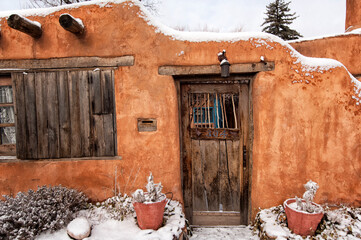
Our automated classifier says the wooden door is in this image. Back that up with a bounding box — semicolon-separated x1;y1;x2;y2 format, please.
181;83;250;225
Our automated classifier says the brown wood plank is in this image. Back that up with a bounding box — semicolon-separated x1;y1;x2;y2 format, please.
181;84;193;222
57;71;71;158
193;211;241;226
0;144;16;155
219;140;233;211
101;70;113;114
192;139;207;211
68;71;82;157
190;128;240;140
227;140;241;211
35;72;48;159
0;76;12;86
35;73;46;158
188;84;240;94
12;73;26;159
103;114;114;156
158;62;274;75
0;123;15;128
24;73;38;159
110;70;117;156
0;56;134;70
0;103;14;107
203;140;220;211
239;84;250;224
89;71;102;114
93;115;105;157
79;71;91;156
47;72;60;158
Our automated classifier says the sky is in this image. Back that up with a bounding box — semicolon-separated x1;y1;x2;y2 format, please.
0;0;346;39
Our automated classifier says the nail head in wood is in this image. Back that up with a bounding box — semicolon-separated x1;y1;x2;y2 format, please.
59;14;84;35
7;14;42;39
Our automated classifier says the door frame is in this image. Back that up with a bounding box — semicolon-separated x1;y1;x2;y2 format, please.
174;74;254;225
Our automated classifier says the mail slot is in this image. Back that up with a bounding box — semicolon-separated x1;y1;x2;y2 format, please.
138;118;157;132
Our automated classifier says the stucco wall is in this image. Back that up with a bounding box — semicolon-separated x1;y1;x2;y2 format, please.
0;1;360;219
290;35;361;76
346;0;361;31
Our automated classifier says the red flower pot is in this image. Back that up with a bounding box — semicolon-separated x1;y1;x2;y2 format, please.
284;198;324;236
133;198;167;230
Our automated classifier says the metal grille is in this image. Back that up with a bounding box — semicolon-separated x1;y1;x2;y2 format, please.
189;93;239;129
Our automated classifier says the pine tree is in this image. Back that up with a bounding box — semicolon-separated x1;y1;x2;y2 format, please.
261;0;302;40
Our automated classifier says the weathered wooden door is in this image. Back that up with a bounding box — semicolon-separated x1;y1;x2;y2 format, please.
181;83;250;225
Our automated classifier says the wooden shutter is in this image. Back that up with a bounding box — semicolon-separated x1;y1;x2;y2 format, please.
12;70;116;160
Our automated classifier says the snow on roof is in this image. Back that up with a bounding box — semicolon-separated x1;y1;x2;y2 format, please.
288;28;361;43
0;0;360;105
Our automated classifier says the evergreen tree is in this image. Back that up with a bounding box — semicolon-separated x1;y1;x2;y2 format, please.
261;0;302;40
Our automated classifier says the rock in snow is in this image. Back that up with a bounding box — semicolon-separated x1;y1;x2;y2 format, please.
67;217;91;240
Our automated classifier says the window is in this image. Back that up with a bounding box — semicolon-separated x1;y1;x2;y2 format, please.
0;75;16;156
189;93;239;129
12;69;116;160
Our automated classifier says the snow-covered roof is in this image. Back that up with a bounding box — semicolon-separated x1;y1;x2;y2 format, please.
288;28;361;43
0;0;360;105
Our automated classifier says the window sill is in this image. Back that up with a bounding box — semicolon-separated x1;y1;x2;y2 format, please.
0;156;122;163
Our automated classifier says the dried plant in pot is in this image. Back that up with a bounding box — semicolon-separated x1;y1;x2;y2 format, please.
132;173;168;230
284;180;324;236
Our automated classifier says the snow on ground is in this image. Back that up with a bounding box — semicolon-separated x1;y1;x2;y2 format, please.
189;226;258;240
36;200;185;240
255;205;361;240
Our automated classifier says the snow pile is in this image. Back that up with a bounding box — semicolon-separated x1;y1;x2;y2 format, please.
66;217;91;239
0;185;88;240
36;199;186;240
254;205;361;240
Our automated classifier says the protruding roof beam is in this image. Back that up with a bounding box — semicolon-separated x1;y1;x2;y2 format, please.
59;14;84;35
7;14;42;39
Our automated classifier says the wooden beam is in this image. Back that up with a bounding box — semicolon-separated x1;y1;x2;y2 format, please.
59;14;84;35
158;62;275;76
0;56;134;70
7;14;42;39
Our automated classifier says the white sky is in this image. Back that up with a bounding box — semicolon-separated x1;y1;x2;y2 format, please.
0;0;346;38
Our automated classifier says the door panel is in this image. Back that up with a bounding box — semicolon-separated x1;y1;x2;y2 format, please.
181;83;249;225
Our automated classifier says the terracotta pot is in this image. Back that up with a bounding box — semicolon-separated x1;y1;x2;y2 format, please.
284;198;324;236
133;198;167;230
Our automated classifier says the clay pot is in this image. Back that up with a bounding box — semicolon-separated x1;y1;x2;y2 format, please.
133;198;167;230
284;198;324;236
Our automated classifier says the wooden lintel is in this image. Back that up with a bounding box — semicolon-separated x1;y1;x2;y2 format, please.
7;14;42;39
0;56;134;70
59;14;84;35
158;62;275;76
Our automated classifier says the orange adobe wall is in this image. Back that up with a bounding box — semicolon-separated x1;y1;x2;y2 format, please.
345;0;361;32
0;1;360;220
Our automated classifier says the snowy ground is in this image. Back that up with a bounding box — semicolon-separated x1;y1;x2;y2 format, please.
189;226;257;240
36;199;186;240
255;205;361;240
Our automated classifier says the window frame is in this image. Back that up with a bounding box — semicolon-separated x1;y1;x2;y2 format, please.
0;74;16;156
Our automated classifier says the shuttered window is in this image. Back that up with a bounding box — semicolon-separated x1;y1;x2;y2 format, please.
12;70;116;160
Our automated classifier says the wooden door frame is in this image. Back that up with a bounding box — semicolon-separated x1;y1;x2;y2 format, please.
174;74;254;225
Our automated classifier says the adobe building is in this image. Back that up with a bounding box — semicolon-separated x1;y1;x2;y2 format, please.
0;0;360;225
